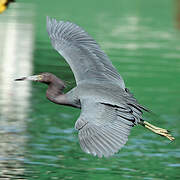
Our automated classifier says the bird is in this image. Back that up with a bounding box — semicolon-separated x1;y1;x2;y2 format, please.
15;17;175;158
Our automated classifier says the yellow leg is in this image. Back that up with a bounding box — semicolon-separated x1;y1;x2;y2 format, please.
143;121;175;141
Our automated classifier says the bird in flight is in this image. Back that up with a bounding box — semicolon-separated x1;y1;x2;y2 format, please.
15;17;175;158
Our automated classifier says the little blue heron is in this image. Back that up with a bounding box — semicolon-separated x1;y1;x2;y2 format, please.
15;17;174;158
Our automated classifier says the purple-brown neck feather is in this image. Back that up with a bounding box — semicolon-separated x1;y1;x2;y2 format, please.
39;73;76;107
40;73;65;103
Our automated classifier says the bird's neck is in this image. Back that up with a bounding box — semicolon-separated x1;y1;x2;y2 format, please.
46;82;80;108
46;81;65;104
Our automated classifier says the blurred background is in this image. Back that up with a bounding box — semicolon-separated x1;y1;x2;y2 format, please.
0;0;180;179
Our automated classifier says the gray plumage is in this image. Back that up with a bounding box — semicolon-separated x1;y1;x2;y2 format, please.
46;17;125;88
46;16;148;157
15;17;174;159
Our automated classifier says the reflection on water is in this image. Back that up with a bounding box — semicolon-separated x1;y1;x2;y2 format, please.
0;2;34;179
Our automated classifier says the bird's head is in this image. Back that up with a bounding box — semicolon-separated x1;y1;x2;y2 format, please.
15;72;65;89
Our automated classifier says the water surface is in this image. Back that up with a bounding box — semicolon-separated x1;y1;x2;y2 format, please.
0;0;180;179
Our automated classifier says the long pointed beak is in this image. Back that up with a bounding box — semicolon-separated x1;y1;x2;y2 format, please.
14;75;42;81
14;77;27;81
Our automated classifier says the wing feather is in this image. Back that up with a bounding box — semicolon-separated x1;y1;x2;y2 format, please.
75;100;137;157
47;16;125;88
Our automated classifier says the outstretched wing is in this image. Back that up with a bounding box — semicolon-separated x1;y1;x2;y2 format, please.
74;99;138;158
46;17;125;88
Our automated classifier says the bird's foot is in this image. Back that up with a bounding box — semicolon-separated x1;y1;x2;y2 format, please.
143;121;175;141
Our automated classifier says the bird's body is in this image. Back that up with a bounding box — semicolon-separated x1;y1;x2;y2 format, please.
15;17;174;158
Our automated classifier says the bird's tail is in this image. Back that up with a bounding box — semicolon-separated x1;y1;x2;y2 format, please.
140;121;175;141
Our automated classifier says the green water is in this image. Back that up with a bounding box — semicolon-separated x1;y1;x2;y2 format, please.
0;0;180;179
